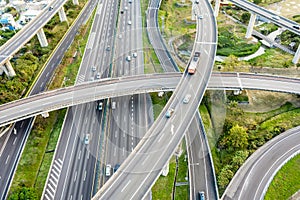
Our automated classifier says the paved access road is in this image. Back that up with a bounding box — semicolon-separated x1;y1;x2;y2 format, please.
223;126;300;200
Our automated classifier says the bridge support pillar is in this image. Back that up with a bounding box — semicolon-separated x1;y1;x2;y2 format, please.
214;0;220;17
245;13;257;39
41;112;49;118
72;0;79;5
292;44;300;64
58;7;68;22
161;163;169;176
37;28;48;47
0;60;16;77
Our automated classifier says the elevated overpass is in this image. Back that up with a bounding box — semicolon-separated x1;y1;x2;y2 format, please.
1;72;300;128
214;0;300;63
0;0;77;77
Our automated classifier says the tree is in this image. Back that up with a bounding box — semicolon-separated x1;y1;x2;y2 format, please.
8;187;38;200
219;124;248;150
218;165;234;190
231;150;249;171
241;12;250;23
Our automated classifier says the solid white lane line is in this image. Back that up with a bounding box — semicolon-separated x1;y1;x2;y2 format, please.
13;137;17;145
5;155;10;164
74;171;77;182
141;155;150;166
121;180;132;192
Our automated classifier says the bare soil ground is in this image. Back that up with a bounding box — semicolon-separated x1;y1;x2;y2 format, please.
267;0;300;18
239;90;300;112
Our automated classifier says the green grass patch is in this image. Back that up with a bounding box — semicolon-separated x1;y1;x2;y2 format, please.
33;109;66;198
152;157;176;200
265;154;300;200
9;112;61;196
217;23;261;57
248;48;294;68
158;0;195;38
152;144;189;200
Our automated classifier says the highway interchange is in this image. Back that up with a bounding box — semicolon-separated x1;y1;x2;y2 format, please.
0;0;300;199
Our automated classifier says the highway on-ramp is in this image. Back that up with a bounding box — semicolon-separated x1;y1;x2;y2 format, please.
223;126;300;200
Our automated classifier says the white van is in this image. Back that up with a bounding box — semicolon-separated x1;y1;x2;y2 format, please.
106;164;111;176
112;101;116;109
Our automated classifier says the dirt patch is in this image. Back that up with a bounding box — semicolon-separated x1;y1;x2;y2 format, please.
239;90;300;112
266;0;300;18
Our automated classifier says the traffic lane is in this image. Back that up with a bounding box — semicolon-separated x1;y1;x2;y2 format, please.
235;130;300;200
64;102;97;199
50;104;87;199
95;0;217;198
99;37;217;199
186;117;207;200
0;119;33;199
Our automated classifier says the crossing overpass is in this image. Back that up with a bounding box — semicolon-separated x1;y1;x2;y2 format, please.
1;72;300;128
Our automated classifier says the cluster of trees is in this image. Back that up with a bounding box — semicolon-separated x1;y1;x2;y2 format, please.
8;187;37;200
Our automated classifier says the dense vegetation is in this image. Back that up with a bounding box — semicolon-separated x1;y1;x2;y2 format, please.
201;91;300;194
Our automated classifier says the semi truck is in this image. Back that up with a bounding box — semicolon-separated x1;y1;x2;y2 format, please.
188;51;200;75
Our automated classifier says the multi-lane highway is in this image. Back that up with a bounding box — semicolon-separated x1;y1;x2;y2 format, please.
223;126;300;200
93;0;217;197
0;0;97;198
102;0;152;190
42;0;119;199
2;72;300;127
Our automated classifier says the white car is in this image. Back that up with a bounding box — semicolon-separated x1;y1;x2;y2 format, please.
128;20;132;25
132;52;137;58
98;102;103;110
183;94;191;104
126;56;131;61
84;134;90;144
96;72;101;79
106;164;111;176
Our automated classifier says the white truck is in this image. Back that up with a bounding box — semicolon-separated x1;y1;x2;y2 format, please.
188;52;200;75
